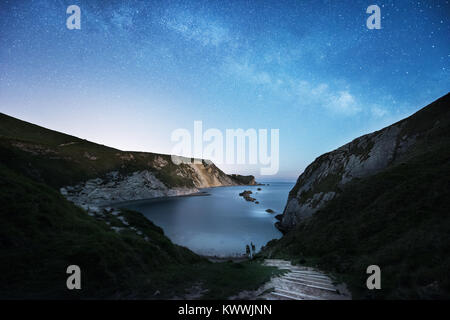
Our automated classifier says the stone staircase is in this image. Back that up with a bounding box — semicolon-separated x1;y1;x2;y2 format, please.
261;259;351;300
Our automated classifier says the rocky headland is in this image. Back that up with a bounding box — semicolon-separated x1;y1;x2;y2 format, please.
277;93;450;233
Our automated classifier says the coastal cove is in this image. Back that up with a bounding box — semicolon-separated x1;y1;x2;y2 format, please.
115;182;294;257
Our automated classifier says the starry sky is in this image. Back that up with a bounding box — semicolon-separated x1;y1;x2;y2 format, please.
0;0;449;180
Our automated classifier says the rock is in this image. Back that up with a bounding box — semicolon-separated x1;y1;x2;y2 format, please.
117;216;129;225
275;221;288;234
111;226;123;233
265;209;275;214
61;170;197;207
274;214;283;222
239;190;257;202
88;206;101;213
239;190;253;196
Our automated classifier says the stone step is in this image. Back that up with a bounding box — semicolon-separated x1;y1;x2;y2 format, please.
274;288;323;300
262;259;349;300
264;260;292;264
265;264;310;272
266;265;304;271
289;271;331;280
283;273;334;284
268;291;300;300
265;259;290;263
264;263;295;268
288;269;328;275
279;278;338;293
286;273;333;283
282;276;336;290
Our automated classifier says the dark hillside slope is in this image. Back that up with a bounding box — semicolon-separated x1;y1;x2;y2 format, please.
262;94;450;299
0;164;279;299
0;164;201;298
0;113;251;190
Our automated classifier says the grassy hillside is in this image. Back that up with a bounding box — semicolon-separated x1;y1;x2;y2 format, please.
0;113;255;189
261;96;450;299
0;163;280;299
0;113;214;189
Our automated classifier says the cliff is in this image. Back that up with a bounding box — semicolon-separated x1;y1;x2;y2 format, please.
60;161;253;208
0;113;255;208
279;93;450;232
261;93;450;299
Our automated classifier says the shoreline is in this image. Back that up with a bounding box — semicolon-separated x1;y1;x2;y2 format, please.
202;255;250;263
106;190;211;208
104;182;262;209
93;183;285;261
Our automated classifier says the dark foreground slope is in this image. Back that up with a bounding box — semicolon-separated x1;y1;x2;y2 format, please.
0;116;275;299
0;164;200;298
1;164;279;299
261;94;450;299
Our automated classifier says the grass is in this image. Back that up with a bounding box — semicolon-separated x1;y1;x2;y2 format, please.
260;140;450;299
0;113;252;190
147;260;282;299
0;163;278;299
0;113;209;189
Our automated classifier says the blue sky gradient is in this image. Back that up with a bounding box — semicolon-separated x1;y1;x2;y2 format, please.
0;0;449;180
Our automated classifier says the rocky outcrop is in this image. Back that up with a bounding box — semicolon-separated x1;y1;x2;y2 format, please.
228;174;258;185
278;93;450;232
239;190;256;202
61;159;253;207
60;170;196;207
186;160;238;188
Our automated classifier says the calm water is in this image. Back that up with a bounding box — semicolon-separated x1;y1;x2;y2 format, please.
117;182;294;257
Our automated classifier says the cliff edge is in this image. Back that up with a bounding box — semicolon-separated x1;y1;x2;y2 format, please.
0;113;256;208
279;93;450;232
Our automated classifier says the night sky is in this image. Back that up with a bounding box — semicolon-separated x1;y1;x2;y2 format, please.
0;0;448;179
